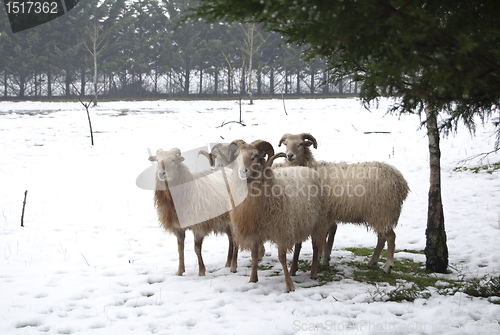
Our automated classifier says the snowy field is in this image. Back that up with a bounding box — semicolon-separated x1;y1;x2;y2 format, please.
1;97;499;335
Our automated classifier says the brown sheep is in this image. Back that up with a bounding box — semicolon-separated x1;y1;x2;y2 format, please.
227;140;329;292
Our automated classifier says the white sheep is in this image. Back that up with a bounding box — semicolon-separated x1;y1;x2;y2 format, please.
149;147;238;275
277;133;409;274
228;140;329;292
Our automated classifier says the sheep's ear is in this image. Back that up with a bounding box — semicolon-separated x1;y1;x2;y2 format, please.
148;156;157;161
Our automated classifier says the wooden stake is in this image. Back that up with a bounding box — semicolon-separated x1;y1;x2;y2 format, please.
21;190;27;227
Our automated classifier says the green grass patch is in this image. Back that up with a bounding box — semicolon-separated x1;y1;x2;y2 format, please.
453;162;500;174
462;276;500;304
268;248;499;303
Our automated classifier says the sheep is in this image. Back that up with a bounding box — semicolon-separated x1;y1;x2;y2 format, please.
198;141;266;261
149;147;238;275
227;140;329;292
277;133;409;274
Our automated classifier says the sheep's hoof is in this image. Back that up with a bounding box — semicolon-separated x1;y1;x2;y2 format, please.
367;261;376;268
230;267;237;273
198;270;206;276
175;271;184;276
383;264;394;274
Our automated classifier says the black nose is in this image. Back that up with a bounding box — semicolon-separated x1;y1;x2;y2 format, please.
287;153;294;159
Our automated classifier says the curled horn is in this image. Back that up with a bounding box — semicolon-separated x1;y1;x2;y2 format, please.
228;139;247;164
169;148;182;156
251;140;275;161
301;133;318;149
278;134;289;147
265;152;286;167
198;150;214;167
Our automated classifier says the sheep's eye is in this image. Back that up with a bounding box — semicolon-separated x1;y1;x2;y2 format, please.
298;142;303;146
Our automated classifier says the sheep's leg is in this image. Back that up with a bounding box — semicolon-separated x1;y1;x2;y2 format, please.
174;228;186;276
310;239;320;280
249;241;259;283
194;235;206;276
290;242;302;276
279;246;295;292
367;232;386;269
225;227;234;268
258;243;266;261
322;223;338;266
230;244;238;273
383;229;396;274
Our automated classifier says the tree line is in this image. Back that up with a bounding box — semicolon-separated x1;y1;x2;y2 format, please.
0;0;357;99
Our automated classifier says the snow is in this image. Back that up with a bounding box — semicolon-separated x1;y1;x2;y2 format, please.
1;97;499;334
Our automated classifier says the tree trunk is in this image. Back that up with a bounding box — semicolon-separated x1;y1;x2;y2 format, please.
285;70;289;94
199;69;203;95
80;69;86;97
296;72;300;95
19;75;25;98
424;106;449;273
4;71;7;97
93;46;98;106
184;67;190;97
257;72;261;95
154;65;158;95
248;24;254;104
34;71;38;97
323;71;329;95
214;70;219;96
47;71;52;98
270;69;274;96
65;70;71;98
338;78;343;94
310;66;315;94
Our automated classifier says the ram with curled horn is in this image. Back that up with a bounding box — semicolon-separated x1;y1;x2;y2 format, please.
275;132;409;275
226;139;328;292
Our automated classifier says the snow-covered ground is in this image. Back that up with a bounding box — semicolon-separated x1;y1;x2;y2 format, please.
1;98;499;335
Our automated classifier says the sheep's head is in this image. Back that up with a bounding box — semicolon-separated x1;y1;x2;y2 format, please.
278;133;317;165
230;140;275;181
148;148;184;182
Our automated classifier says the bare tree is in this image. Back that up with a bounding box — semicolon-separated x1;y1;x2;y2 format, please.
239;24;268;104
82;16;108;106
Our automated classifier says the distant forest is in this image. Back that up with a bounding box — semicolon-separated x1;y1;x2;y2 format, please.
0;0;358;99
